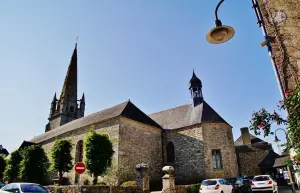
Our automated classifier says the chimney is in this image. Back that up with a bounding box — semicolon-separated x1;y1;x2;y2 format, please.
240;127;251;145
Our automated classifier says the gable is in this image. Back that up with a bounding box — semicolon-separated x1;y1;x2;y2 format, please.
120;101;162;129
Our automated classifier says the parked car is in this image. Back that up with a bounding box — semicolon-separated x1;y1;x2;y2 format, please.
0;183;48;193
200;179;233;193
224;177;251;193
0;184;5;189
250;175;278;193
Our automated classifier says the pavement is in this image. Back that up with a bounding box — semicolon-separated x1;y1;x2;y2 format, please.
278;186;300;193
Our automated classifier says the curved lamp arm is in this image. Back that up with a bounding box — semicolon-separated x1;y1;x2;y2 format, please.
215;0;225;21
274;128;287;140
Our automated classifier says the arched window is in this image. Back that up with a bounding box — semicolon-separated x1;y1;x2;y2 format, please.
75;140;83;163
166;142;175;163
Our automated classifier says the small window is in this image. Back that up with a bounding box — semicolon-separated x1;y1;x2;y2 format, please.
70;106;74;112
212;149;222;169
166;142;175;163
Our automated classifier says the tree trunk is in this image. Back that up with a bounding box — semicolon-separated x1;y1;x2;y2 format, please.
93;175;98;185
58;171;63;185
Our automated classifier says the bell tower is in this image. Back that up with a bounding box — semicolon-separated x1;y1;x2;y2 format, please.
189;70;203;107
45;42;85;132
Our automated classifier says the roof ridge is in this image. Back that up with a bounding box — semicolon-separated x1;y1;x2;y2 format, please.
148;103;191;116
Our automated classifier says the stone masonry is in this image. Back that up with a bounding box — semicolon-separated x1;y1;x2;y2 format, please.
118;117;162;187
163;124;205;184
163;122;238;184
257;0;300;94
202;123;238;179
38;118;120;184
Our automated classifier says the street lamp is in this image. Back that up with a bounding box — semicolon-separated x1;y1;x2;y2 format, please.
206;0;235;44
274;128;296;193
274;128;287;142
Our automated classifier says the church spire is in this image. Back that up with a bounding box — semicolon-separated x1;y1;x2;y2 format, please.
59;43;78;103
189;70;203;106
45;41;85;132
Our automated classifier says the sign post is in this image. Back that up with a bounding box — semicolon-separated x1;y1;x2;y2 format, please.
74;162;86;175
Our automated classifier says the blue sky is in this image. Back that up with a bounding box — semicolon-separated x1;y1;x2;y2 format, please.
0;1;286;153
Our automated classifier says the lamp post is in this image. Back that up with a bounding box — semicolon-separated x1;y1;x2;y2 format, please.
206;0;235;44
274;128;296;193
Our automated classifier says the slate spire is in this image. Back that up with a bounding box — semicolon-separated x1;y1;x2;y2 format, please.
59;42;78;103
45;40;85;132
189;70;203;106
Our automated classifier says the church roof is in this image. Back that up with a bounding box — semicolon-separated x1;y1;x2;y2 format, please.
148;101;231;130
30;100;161;143
234;134;265;146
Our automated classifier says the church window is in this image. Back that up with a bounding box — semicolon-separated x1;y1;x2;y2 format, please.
212;149;222;169
75;140;84;163
166;142;175;163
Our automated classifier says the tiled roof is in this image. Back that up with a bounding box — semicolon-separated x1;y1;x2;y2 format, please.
148;101;231;130
234;134;265;146
30;100;161;143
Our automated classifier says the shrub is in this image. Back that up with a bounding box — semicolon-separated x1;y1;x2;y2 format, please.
121;181;137;187
83;178;89;185
187;183;200;193
97;181;106;186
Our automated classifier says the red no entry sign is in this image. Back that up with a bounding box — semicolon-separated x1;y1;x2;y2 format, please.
74;162;86;174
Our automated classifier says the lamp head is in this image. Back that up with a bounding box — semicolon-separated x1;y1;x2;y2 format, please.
274;135;281;143
206;19;235;44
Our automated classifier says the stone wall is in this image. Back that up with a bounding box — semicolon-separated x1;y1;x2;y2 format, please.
45;185;144;193
118;117;162;188
40;118;120;185
163;124;205;184
257;0;300;94
202;123;238;179
235;144;270;176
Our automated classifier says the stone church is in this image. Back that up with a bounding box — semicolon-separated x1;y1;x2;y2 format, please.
29;44;238;186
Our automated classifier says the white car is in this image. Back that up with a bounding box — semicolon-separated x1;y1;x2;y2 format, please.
200;179;233;193
250;175;278;193
0;183;48;193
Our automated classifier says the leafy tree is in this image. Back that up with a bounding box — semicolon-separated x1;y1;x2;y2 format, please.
84;129;114;185
249;82;300;164
18;145;48;185
49;139;73;184
103;158;131;186
3;150;22;183
0;154;6;181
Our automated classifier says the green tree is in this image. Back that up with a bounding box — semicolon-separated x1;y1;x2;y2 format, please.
18;145;48;185
49;139;73;184
84;129;114;185
3;150;22;183
0;154;6;181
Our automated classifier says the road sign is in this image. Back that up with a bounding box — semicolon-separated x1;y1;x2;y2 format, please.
74;162;86;174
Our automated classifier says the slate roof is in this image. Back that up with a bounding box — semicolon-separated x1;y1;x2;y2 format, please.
234;134;265;146
273;156;288;168
258;150;281;168
148;101;231;130
30;100;161;143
